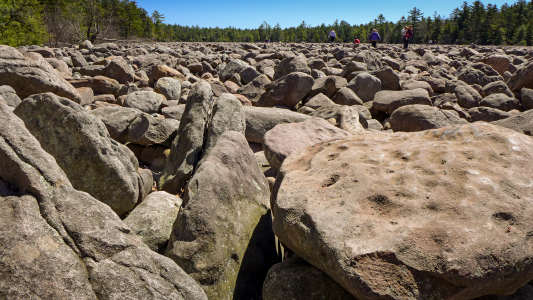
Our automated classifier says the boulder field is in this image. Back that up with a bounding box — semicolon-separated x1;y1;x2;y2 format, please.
1;40;533;299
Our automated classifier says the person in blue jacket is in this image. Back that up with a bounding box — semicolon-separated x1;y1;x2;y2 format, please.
368;29;381;48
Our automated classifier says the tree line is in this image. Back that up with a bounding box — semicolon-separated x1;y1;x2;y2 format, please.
1;0;533;47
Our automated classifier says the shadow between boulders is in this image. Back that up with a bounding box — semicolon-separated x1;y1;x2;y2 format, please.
232;211;280;300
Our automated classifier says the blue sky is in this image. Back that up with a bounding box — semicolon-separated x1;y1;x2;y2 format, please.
135;0;514;29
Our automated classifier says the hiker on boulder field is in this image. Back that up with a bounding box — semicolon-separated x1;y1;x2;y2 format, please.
328;29;336;43
354;37;360;44
404;25;413;49
368;29;381;48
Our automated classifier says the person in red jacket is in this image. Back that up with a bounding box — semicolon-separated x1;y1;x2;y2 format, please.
404;25;413;49
354;37;360;44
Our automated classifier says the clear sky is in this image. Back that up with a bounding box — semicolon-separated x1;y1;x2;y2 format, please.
135;0;514;29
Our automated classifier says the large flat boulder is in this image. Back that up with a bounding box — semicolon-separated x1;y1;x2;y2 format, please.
257;72;314;109
165;131;277;299
0;45;81;103
14;93;141;217
272;122;533;300
491;109;533;135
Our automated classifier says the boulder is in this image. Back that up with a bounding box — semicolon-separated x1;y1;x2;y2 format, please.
273;55;311;80
506;60;533;92
521;88;533;111
454;85;482;109
103;59;136;84
127;114;179;147
257;72;314;109
401;80;434;97
480;93;521;112
371;66;400;90
263;117;351;171
67;76;121;95
309;105;367;134
272;122;533;300
165;131;277;299
491;109;533;136
220;59;251;82
14;93;141;217
89;106;144;144
373;88;432;114
347;73;381;102
123;91;166;114
332;87;363;106
0;45;82;103
262;255;356;300
162;104;186;121
155;77;182;100
209;80;230;97
457;65;504;87
304;93;336;109
486;55;513;76
480;81;514;98
0;85;21;107
307;75;347;99
237;74;270;104
159;81;214;194
242;106;311;143
123;191;182;253
389;104;468;132
469;107;512;122
151;65;184;82
0;98;207;299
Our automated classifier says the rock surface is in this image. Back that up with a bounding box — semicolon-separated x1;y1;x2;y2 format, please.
272;122;533;300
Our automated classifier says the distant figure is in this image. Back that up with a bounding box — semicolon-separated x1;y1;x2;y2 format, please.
328;29;336;43
354;37;360;44
368;29;381;48
429;40;433;44
265;36;270;43
202;37;206;42
401;26;408;40
404;25;413;49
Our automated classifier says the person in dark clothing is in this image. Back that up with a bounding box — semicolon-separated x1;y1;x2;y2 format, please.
328;29;336;43
368;29;381;48
404;25;413;49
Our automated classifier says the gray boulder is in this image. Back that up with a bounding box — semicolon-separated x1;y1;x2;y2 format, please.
506;60;533;92
220;59;251;82
263;117;351;171
90;106;144;144
123;191;182;253
263;255;356;300
332;87;363;106
165;131;276;300
469;107;512;122
480;81;514;98
242;106;311;143
480;93;521;112
14;93;140;217
273;55;311;80
0;45;82;102
310;105;367;133
491;109;533;135
155;77;182;100
522;88;533;111
347;73;381;102
257;72;314;109
307;75;347;99
103;59;135;84
0;85;21;107
373;88;432;114
0;98;207;299
127;114;179;147
159;81;214;194
237;74;270;104
389;104;468;132
371;66;400;90
123;91;166;114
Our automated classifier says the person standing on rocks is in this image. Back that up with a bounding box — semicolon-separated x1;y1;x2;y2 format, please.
328;29;336;43
404;25;413;49
368;29;381;48
354;37;360;44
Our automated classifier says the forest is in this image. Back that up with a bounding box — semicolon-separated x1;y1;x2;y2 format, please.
1;0;533;47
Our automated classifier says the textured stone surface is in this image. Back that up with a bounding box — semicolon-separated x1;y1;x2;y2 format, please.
166;131;277;300
272;122;533;300
263;117;351;171
389;104;468;132
0;45;82;102
372;88;432;114
257;72;314;109
14;93;140;216
242;106;311;143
